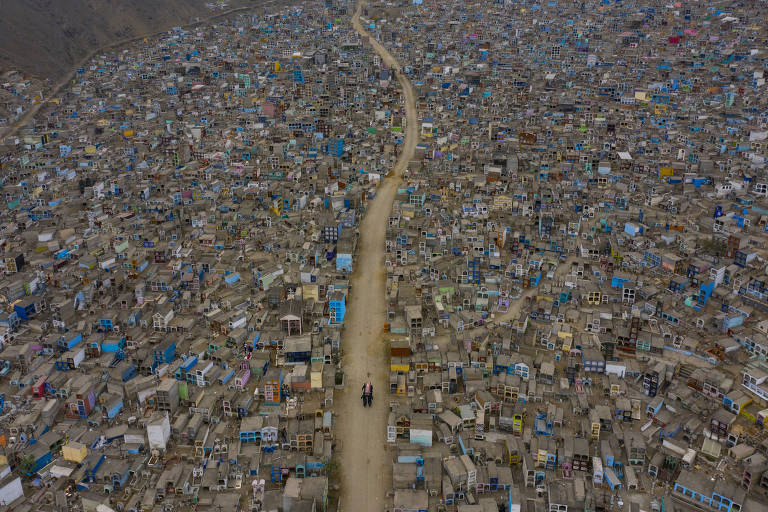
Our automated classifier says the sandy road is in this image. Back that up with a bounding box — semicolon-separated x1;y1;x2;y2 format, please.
334;2;419;511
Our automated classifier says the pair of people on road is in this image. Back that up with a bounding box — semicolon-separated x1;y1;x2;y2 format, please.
361;381;373;407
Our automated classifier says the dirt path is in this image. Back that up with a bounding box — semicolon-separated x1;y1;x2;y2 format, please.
487;255;580;326
334;2;419;511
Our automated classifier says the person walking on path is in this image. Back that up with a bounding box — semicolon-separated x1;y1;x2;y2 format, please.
361;381;373;407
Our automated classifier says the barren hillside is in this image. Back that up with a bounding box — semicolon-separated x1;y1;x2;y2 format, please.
0;0;253;79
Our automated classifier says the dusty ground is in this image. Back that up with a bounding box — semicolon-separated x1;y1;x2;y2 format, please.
334;3;419;511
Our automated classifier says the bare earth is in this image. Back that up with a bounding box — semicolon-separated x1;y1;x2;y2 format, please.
335;2;419;511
